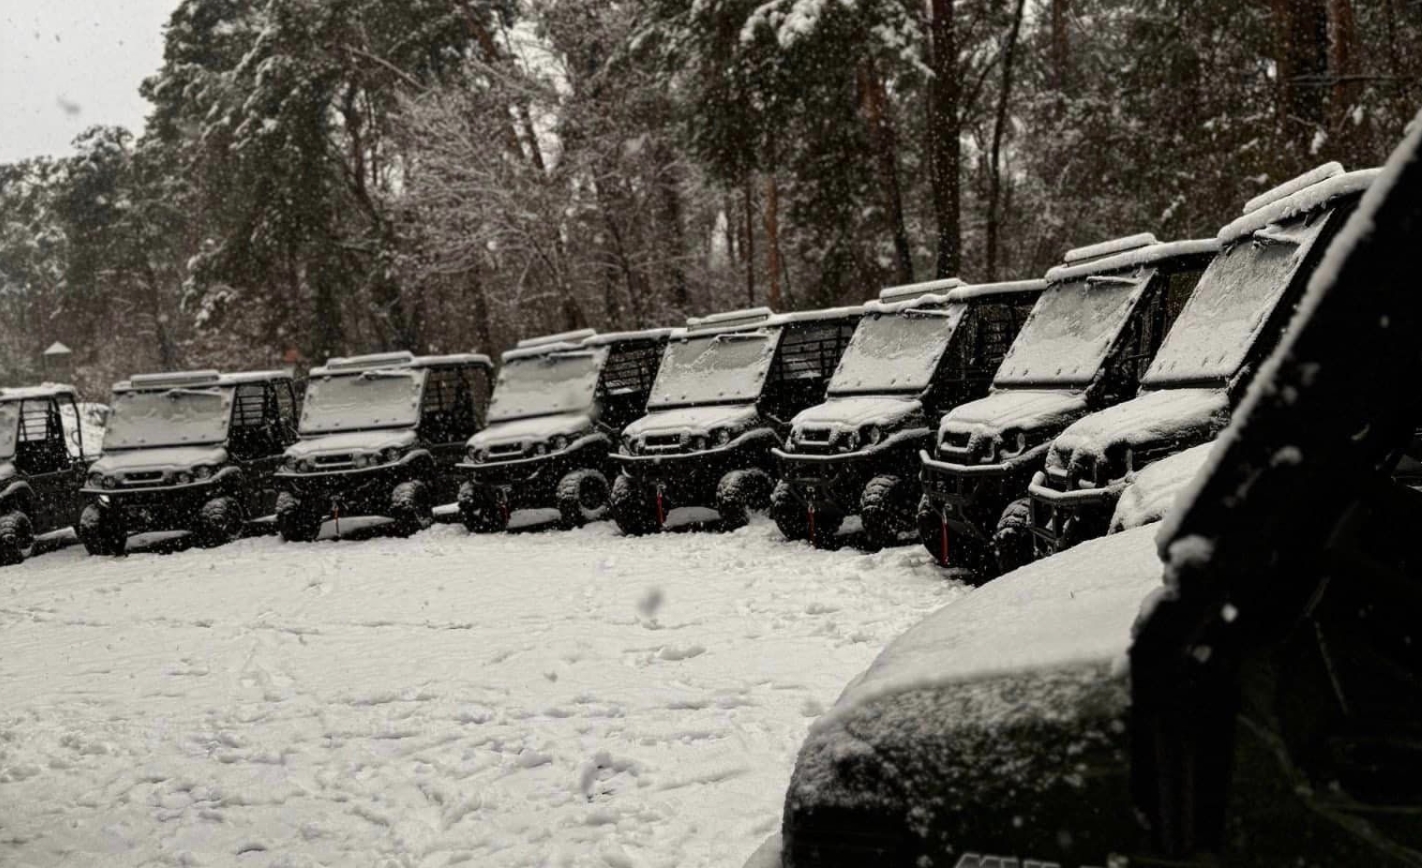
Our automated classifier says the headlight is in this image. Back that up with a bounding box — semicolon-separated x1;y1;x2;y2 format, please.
466;446;480;463
551;435;569;452
354;454;371;469
690;435;708;451
862;425;882;446
999;429;1027;459
713;428;732;446
534;443;547;455
297;459;313;473
88;472;104;488
843;430;860;451
102;475;117;489
282;456;297;472
176;471;192;485
193;465;213;480
383;448;401;464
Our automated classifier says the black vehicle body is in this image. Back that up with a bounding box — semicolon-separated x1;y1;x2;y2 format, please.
610;306;862;534
772;278;1042;549
918;234;1217;578
1028;163;1376;557
456;327;672;531
763;122;1422;868
78;370;299;555
0;385;95;564
273;351;493;540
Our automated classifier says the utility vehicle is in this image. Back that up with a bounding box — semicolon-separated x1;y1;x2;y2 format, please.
0;384;94;564
757;119;1422;868
610;306;861;534
78;370;298;555
1028;162;1376;556
918;233;1217;578
772;278;1043;549
274;351;493;541
457;327;672;532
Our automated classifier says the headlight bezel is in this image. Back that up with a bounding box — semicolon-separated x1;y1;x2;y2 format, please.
193;464;214;480
87;471;104;488
713;428;732;447
550;434;570;452
861;425;883;447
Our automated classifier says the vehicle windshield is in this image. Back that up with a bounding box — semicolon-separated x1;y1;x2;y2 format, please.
0;403;18;460
104;387;234;449
992;274;1148;387
647;330;780;408
828;306;966;394
300;369;425;434
488;348;609;423
1143;219;1327;386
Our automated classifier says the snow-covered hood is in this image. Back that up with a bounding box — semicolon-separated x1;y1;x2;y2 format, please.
1047;388;1231;478
783;526;1163;859
940;389;1089;436
285;429;418;461
1111;440;1218;533
91;445;229;475
470;413;593;450
623;403;760;440
790;395;923;436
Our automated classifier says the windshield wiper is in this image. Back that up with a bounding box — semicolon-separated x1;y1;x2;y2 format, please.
1251;227;1302;247
164;388;223;399
713;332;768;343
1085;275;1140;286
901;307;955;319
548;350;597;361
359;369;415;380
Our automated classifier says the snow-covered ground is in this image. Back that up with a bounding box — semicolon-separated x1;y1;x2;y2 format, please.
0;519;961;867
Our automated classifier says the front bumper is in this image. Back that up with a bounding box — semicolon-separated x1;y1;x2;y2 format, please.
918;444;1049;541
81;479;223;532
773;430;928;514
458;441;609;507
1027;470;1123;550
274;462;416;516
612;431;778;503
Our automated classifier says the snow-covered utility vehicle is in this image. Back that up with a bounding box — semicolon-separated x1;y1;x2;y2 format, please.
273;351;493;541
610;305;861;534
0;384;95;564
917;233;1218;577
772;278;1043;549
1027;162;1376;557
457;327;673;532
761;120;1422;868
78;370;298;555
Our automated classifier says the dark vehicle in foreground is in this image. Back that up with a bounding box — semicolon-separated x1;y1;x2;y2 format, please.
0;384;94;564
274;351;493;541
772;278;1042;549
457;327;672;532
1028;162;1376;557
918;233;1217;578
610;306;861;534
758;118;1422;868
79;370;298;555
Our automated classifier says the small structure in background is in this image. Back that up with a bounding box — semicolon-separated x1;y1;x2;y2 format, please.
42;342;73;384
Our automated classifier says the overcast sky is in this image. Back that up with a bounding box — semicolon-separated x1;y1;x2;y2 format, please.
1;0;178;163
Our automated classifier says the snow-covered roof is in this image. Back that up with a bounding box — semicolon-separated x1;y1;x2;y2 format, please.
862;292;954;315
946;278;1049;302
877;277;963;303
311;351;489;377
502;341;592;362
766;304;863;326
0;383;78;402
1243;162;1341;214
1217;167;1379;243
515;328;598;350
580;327;677;347
685;307;774;333
1063;232;1158;264
411;352;493;369
115;369;293;391
1044;238;1220;283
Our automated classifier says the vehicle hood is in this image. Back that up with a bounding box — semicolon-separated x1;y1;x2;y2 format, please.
285;429;418;460
91;445;230;475
470;413;593;449
939;388;1088;436
782;526;1163;865
1111;440;1218;533
623;403;760;439
790;395;923;434
1047;388;1230;474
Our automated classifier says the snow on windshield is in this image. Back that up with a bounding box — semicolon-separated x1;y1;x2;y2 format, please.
104;388;233;449
993;275;1147;387
647;330;780;408
0;403;18;459
1143;219;1326;385
300;369;425;434
828;306;965;394
488;348;608;423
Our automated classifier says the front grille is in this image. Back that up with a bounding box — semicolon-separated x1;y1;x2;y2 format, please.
644;434;682;451
943;431;971;450
799;428;833;444
121;470;164;486
314;453;354;466
488;443;525;457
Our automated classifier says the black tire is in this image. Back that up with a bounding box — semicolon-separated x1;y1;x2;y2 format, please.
275;492;322;543
917;494;949;566
78;503;126;556
390;480;434;538
0;510;34;566
860;474;916;550
770;479;809;541
610;472;661;536
458;481;508;534
992;497;1035;576
714;468;773;531
194;496;244;549
556;469;610;530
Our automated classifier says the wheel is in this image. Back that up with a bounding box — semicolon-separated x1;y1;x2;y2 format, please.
78;503;126;556
860;474;916;550
770;479;809;541
610;473;661;536
714;468;773;531
556;469;610;529
194;496;244;548
275;491;322;542
916;494;992;579
0;510;34;565
390;480;434;538
992;497;1035;576
917;495;949;566
458;481;508;533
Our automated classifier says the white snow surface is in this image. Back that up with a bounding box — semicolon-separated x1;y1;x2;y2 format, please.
286;429;419;461
622;403;760;439
1242;162;1342;214
90;445;229;476
469;413;593;450
1111;440;1218;532
1047;388;1230;473
0;519;959;868
939;388;1088;435
791;395;921;432
1217;168;1378;243
1062;231;1157;263
1043;238;1219;283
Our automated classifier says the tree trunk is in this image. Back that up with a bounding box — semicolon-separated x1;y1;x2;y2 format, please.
986;0;1028;282
1326;0;1359;129
1051;0;1071;92
743;172;756;306
764;170;782;311
925;0;962;279
858;59;914;284
1270;0;1330;153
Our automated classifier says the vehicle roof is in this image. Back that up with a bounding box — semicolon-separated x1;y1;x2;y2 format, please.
0;383;79;401
113;369;293;391
863;278;1046;315
1216;165;1378;243
581;327;678;347
765;305;864;327
1043;237;1221;284
309;351;492;377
